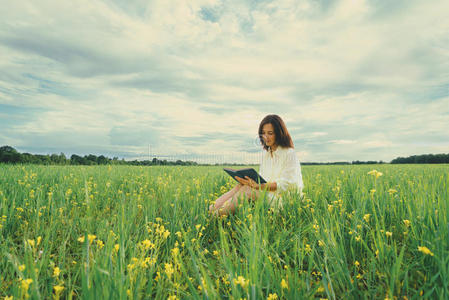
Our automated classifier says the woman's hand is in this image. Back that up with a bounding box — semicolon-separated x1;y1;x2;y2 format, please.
234;176;259;189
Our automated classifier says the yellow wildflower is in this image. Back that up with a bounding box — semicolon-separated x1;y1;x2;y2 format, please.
418;246;434;256
19;264;26;271
281;278;288;289
233;276;248;289
171;247;179;257
403;220;411;227
143;256;156;267
305;244;312;252
363;214;371;222
87;234;96;244
267;293;278;300
53;285;64;298
141;239;155;250
388;188;397;195
154;271;161;282
96;240;104;249
20;278;33;291
367;170;383;179
53;266;61;277
385;231;393;237
165;263;174;279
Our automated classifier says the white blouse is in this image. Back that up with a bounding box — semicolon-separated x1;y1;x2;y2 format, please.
259;146;304;200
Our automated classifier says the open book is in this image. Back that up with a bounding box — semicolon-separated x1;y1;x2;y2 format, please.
223;167;267;184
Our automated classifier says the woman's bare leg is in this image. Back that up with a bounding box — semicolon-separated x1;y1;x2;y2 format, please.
218;186;261;216
209;184;242;215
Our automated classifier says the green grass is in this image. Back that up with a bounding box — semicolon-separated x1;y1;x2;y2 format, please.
0;164;448;299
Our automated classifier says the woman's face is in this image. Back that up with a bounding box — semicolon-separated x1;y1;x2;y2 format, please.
261;123;276;148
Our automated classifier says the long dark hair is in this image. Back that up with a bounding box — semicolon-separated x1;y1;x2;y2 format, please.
258;114;294;151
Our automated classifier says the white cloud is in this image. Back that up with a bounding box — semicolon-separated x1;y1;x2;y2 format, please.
331;140;356;145
362;140;393;148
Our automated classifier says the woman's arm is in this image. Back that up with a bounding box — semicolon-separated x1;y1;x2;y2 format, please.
236;176;277;191
257;182;277;192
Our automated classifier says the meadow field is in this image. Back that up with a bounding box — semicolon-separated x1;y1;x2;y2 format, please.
0;164;447;299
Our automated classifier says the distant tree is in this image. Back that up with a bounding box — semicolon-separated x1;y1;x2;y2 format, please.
84;154;98;165
0;145;21;163
58;153;67;164
21;153;34;163
50;153;60;164
70;154;85;165
34;154;50;165
97;155;109;165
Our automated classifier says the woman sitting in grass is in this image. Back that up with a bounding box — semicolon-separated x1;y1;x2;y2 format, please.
209;114;304;217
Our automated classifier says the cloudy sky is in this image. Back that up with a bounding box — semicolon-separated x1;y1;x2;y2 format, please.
1;0;448;163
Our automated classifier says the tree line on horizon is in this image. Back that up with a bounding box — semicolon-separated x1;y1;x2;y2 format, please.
1;145;448;166
0;146;199;166
390;153;449;164
0;146;246;166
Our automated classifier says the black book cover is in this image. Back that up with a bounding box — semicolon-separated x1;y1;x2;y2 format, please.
223;167;267;184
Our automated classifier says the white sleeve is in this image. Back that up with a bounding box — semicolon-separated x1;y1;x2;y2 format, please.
276;150;303;193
